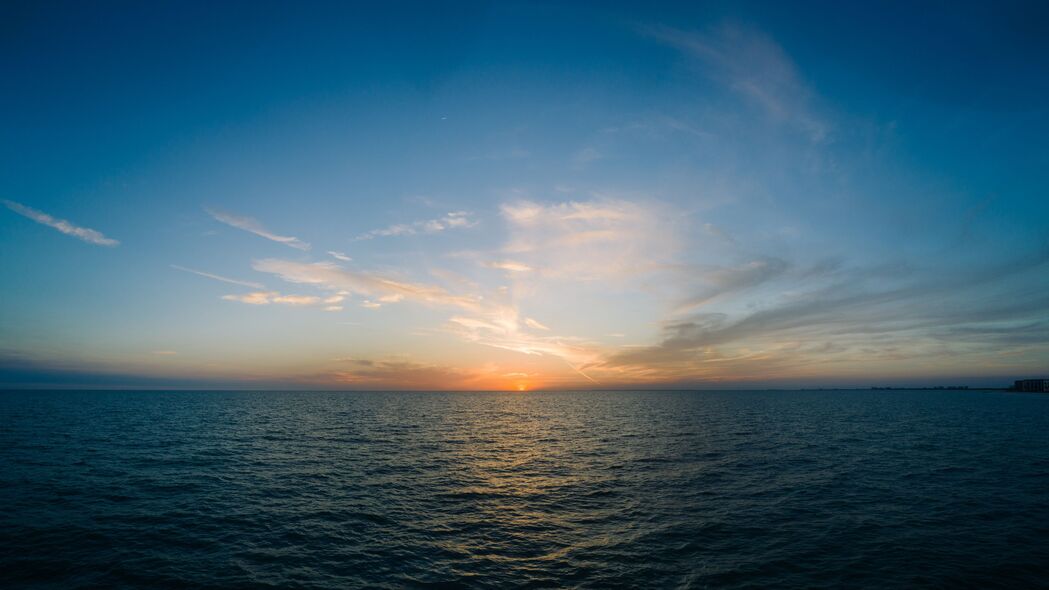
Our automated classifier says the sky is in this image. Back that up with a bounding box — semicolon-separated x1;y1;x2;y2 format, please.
1;0;1048;390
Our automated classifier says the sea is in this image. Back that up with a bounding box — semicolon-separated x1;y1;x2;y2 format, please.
1;389;1047;589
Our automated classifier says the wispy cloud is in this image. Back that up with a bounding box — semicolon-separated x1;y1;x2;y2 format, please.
222;292;275;305
3;199;119;246
206;208;310;250
252;259;483;310
240;201;1046;389
171;264;264;289
525;318;550;331
331;358;492;390
272;294;322;305
501;197;679;280
604;249;1049;383
675;256;789;313
328;250;352;261
485;260;533;272
355;211;477;240
359;293;406;309
324;356;594;390
445;314;602;382
222;291;321;306
647;23;829;142
253;256;603;380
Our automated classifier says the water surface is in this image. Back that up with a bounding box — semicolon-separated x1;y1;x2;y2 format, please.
2;389;1048;588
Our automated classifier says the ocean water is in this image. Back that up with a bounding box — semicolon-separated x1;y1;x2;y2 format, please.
1;390;1048;589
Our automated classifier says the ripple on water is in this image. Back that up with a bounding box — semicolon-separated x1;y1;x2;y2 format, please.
1;389;1048;588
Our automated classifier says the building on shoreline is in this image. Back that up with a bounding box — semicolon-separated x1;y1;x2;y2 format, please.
1013;379;1049;393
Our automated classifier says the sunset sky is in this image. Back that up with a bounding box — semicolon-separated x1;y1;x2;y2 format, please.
2;1;1047;389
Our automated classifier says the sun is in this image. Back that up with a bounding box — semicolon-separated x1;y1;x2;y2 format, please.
515;382;529;392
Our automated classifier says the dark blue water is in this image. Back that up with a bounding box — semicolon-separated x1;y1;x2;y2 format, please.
1;390;1048;588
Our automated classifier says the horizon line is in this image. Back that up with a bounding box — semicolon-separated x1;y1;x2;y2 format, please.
0;385;1017;393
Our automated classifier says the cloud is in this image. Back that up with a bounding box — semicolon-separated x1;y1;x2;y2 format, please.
484;260;533;272
676;256;789;313
243;196;1041;389
3;199;119;246
222;291;276;305
525;318;550;331
328;250;352;261
604;249;1049;382
355;211;477;240
222;291;320;306
171;264;264;289
151;350;177;356
252;259;484;311
327;357;593;390
272;294;321;305
331;358;492;390
648;23;829;142
500;197;679;281
254;256;604;380
359;293;404;309
206;208;310;250
444;309;603;383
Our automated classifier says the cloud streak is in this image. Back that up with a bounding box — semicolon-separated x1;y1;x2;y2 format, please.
605;249;1049;382
206;208;310;250
331;359;496;390
171;265;264;289
252;259;483;310
485;260;533;272
501;198;679;280
355;211;477;240
222;291;322;306
675;257;789;313
3;199;119;246
648;23;829;142
253;257;605;380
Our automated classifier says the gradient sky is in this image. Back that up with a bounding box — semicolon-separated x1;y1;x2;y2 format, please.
2;1;1048;389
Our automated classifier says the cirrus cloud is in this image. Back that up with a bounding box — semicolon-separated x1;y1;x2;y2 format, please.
500;197;679;281
3;199;119;247
355;211;477;240
206;208;310;250
222;291;321;306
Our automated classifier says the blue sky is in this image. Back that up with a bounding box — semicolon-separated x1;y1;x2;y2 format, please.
2;1;1047;389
